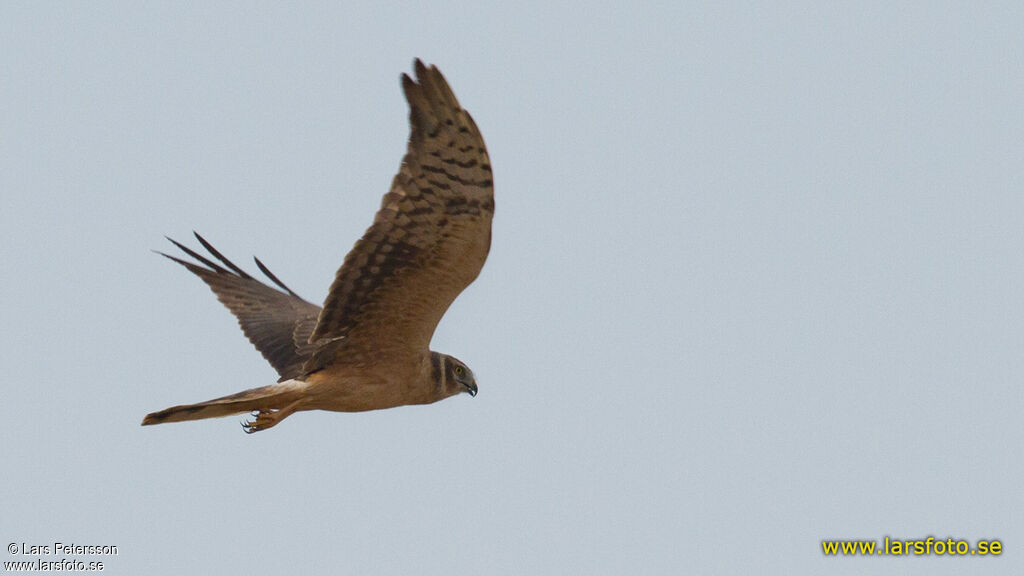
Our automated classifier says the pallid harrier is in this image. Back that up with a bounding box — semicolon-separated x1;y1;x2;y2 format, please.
142;60;492;433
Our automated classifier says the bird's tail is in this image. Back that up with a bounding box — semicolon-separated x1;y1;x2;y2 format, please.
141;379;306;426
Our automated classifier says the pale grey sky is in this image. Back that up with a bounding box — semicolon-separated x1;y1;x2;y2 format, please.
2;2;1021;574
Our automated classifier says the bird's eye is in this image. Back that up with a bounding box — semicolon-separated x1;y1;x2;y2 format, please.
455;366;464;376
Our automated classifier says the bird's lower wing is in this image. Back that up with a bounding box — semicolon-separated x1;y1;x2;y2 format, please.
159;233;322;381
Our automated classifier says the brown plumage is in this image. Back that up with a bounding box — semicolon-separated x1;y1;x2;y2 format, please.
142;60;492;433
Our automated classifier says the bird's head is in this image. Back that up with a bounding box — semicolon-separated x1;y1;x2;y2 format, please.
432;352;478;398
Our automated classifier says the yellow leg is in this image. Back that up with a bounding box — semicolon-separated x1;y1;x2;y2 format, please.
242;399;303;434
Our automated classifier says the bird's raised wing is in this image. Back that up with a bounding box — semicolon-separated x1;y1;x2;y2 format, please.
308;60;493;363
159;233;322;381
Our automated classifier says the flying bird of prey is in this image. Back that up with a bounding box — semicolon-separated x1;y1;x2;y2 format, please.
142;60;493;433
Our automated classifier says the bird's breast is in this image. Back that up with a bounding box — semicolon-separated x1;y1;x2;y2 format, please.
301;361;440;412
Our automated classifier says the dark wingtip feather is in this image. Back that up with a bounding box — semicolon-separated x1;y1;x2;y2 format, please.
193;232;253;279
152;249;187;266
159;233;309;303
253;256;307;302
163;236;227;273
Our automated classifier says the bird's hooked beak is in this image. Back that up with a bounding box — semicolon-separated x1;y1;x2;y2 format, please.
464;382;478;397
